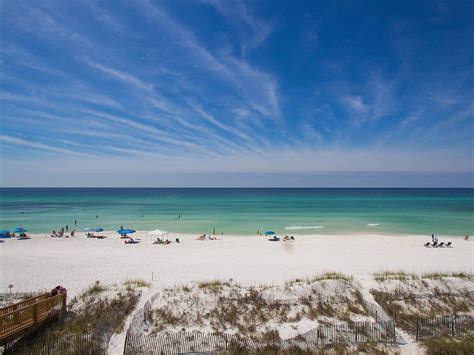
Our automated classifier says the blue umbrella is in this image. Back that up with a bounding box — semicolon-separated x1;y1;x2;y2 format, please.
264;231;275;235
116;229;135;235
0;230;10;235
94;227;104;232
12;227;27;233
83;227;94;232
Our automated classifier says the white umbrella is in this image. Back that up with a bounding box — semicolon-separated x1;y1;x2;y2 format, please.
148;229;169;244
149;229;168;236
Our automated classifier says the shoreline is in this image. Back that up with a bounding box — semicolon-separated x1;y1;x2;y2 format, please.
10;230;471;239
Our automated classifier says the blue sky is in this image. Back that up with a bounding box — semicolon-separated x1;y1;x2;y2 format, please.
0;0;473;187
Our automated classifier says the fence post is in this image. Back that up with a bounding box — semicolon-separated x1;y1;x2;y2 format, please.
393;319;396;344
124;330;128;355
416;318;419;341
62;293;67;316
451;317;455;337
33;302;38;323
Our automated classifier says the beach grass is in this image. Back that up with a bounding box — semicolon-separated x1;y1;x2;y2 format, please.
373;271;417;282
421;336;474;354
124;279;151;288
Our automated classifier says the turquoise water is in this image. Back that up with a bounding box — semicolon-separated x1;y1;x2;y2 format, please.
0;188;472;236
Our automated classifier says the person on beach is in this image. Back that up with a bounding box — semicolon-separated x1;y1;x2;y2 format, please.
71;230;75;237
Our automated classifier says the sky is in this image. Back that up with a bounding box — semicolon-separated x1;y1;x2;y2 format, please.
0;0;473;187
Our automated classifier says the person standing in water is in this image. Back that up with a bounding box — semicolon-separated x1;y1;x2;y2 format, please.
66;225;68;231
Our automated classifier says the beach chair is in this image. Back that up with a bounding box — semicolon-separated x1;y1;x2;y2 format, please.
424;242;430;247
125;238;139;244
438;242;444;247
432;241;438;247
446;242;452;247
176;238;180;243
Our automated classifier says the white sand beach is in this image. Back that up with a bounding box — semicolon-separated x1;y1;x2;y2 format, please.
1;232;472;298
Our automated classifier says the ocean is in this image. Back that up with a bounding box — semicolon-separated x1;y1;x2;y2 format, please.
0;188;472;236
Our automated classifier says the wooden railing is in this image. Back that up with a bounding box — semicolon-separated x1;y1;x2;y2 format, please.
0;292;66;345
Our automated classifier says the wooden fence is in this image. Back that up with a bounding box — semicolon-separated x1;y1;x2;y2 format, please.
124;321;396;354
0;292;66;345
4;332;106;355
415;314;474;340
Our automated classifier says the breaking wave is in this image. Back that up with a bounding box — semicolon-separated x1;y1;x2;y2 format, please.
285;225;325;230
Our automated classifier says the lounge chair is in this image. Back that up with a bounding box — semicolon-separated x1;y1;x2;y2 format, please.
438;242;444;247
125;238;139;244
432;241;438;247
176;238;180;243
424;242;430;247
446;242;452;247
268;236;280;242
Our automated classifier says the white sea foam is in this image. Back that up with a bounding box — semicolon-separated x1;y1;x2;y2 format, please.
367;223;380;226
285;225;325;230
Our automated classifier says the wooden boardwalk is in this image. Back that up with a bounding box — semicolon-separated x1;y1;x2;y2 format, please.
0;292;66;345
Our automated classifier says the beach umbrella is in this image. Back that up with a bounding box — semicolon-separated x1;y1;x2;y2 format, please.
94;227;104;232
0;230;10;235
264;231;275;235
116;228;135;235
148;229;168;244
12;227;27;233
149;229;168;236
83;227;94;232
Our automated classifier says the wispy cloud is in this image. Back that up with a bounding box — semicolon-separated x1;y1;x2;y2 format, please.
203;0;275;54
0;135;89;157
139;0;281;120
